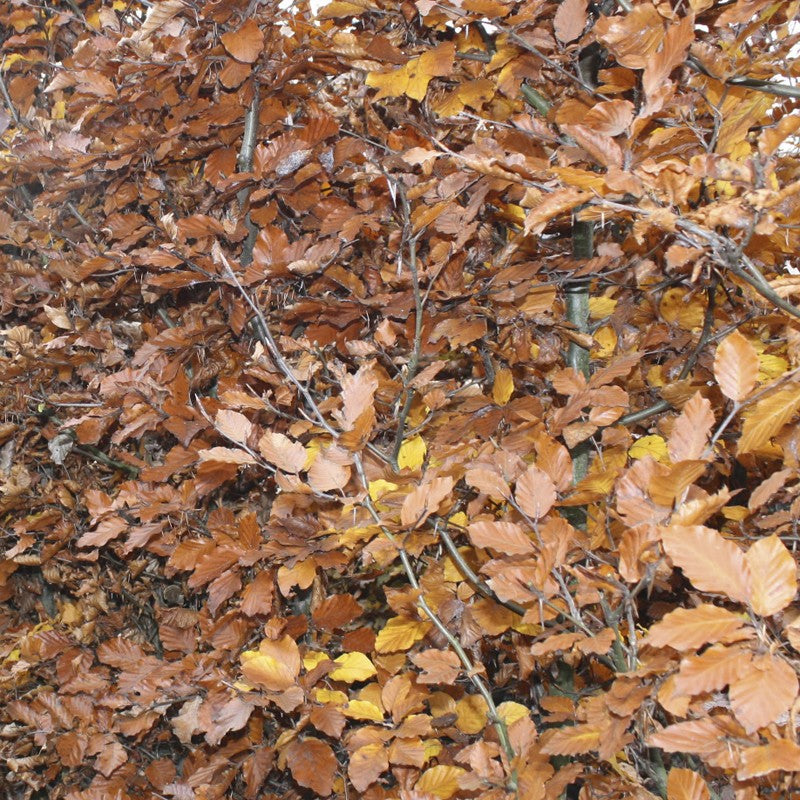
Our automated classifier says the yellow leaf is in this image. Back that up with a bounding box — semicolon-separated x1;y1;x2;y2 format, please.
315;688;348;704
423;738;443;762
397;435;426;470
591;325;617;359
629;435;669;462
758;354;788;381
738;387;800;455
659;287;706;329
375;617;431;653
449;511;467;527
241;651;296;691
343;699;384;721
588;296;617;319
366;65;409;100
721;505;748;521
415;765;466;799
492;367;514;406
455;693;488;734
303;651;328;671
368;479;398;501
240;635;301;691
329;652;377;683
496;701;530;726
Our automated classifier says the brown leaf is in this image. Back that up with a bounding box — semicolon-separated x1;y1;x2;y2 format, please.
348;743;388;793
258;431;307;473
221;19;264;64
660;525;751;603
468;520;535;555
285;737;337;796
729;653;799;733
554;0;588;44
714;331;759;403
400;476;454;527
667;391;714;462
515;464;557;520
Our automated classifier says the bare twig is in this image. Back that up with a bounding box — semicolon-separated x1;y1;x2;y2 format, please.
389;182;425;469
238;84;261;267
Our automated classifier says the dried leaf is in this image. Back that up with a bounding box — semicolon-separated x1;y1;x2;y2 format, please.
660;525;752;603
714;331;759;403
285;737;337;796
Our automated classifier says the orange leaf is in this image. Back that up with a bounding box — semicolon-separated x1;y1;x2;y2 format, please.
258;430;306;473
660;525;751;603
541;723;601;755
667;391;714;462
554;0;588;44
714;331;759;403
285;737;337;796
674;644;751;697
240;635;301;692
514;464;557;520
411;648;461;684
644;604;750;651
738;387;800;455
468;520;535;556
415;765;466;799
729;653;799;733
745;534;797;616
400;476;454;528
348;743;388;793
220;19;264;64
666;767;711;800
738;739;800;780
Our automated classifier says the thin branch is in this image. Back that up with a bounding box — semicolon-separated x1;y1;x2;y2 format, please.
502;28;610;100
213;244;339;438
436;521;526;616
238;84;261;267
389;182;425;469
350;456;516;781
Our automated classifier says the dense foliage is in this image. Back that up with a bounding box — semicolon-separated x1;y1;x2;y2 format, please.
2;0;800;798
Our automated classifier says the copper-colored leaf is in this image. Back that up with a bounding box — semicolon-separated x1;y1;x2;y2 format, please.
514;464;557;520
220;19;264;64
467;519;535;556
666;767;711;800
745;534;797;616
660;525;752;603
738;739;800;780
644;604;750;651
348;743;388;793
554;0;588;44
258;431;307;473
411;648;461;684
541;723;601;755
729;653;799;733
400;475;454;527
738;387;800;455
674;644;751;697
714;331;759;403
285;737;337;796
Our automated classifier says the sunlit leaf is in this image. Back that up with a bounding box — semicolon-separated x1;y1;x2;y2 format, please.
714;331;759;403
329;652;377;683
375;617;431;653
